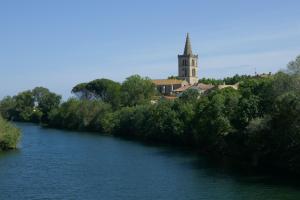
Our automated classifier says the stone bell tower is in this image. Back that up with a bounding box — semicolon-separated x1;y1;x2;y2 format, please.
178;33;198;85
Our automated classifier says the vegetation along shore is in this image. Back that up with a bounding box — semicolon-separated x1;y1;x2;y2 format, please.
1;55;300;174
0;116;20;151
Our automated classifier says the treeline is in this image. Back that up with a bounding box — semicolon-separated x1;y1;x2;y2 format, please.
198;74;253;85
0;87;61;123
1;56;300;174
71;75;156;108
170;74;252;85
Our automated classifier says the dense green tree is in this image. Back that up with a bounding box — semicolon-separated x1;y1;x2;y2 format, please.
223;74;252;85
72;79;121;108
72;83;93;100
14;90;35;121
238;76;273;113
172;99;196;144
271;72;300;98
48;98;111;131
286;55;300;75
269;92;300;170
32;87;61;123
198;75;251;85
106;106;138;136
86;79;121;108
0;96;17;120
179;89;200;102
191;88;240;152
0;87;61;123
233;95;262;130
121;75;156;106
0;116;21;151
145;100;183;143
198;77;222;85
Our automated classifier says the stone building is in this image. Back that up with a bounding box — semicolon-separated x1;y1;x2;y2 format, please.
174;83;215;96
152;79;188;95
152;33;198;95
178;33;198;85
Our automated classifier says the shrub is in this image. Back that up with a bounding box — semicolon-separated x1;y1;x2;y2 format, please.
0;117;21;150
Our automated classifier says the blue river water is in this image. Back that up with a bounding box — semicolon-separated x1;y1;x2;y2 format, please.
1;123;300;200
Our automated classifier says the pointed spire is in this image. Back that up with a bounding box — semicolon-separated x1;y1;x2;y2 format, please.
184;33;193;56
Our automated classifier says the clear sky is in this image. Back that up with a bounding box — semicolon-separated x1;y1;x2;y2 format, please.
1;0;300;99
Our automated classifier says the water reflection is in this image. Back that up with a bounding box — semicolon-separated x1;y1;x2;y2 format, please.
0;123;300;200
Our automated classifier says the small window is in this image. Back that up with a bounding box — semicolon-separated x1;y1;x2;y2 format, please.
192;69;196;77
192;59;195;66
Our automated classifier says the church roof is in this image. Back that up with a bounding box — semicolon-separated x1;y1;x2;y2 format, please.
173;85;191;92
195;83;215;90
152;79;185;85
184;33;193;56
174;83;215;93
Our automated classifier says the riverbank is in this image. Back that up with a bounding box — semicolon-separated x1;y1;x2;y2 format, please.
1;56;300;175
2;122;300;200
0;117;21;151
44;121;300;179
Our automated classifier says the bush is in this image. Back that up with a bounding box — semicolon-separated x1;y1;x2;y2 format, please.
48;99;112;131
0;117;21;151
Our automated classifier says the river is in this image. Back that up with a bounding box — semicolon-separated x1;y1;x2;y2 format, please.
0;123;300;200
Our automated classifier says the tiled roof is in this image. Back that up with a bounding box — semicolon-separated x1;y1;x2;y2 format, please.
152;79;185;85
195;83;215;90
173;85;191;92
174;82;215;93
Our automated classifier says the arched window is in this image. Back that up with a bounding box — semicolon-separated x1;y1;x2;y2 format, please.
192;69;196;77
192;59;195;66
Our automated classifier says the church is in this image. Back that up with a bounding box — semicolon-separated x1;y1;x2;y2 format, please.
152;33;239;96
152;33;201;95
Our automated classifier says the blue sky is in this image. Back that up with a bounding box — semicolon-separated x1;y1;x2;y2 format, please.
1;0;300;99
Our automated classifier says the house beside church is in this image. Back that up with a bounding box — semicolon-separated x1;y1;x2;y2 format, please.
152;79;189;95
174;83;215;95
